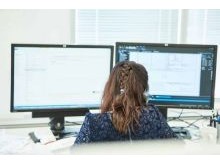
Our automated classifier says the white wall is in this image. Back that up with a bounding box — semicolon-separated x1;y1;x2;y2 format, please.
0;9;74;119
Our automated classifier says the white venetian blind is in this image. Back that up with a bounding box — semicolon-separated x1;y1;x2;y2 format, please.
75;9;220;98
186;9;220;44
75;9;179;44
186;9;220;98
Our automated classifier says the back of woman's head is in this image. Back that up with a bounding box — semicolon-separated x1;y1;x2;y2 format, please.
101;61;149;134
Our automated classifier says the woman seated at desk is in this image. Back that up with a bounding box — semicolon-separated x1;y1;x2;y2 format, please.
74;61;177;144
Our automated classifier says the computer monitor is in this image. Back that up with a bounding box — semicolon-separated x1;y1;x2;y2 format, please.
11;44;113;136
116;42;217;118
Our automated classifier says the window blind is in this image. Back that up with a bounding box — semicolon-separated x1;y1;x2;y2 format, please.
186;9;220;44
75;9;220;97
75;9;179;44
186;9;220;97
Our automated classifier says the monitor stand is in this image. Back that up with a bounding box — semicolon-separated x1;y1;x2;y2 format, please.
49;117;64;135
157;107;192;139
49;117;79;139
32;109;90;139
157;107;168;119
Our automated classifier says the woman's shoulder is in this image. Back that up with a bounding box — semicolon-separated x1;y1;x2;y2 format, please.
142;103;163;119
83;112;114;132
84;112;111;123
144;103;159;111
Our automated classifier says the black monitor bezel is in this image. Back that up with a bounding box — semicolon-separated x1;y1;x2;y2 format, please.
11;43;114;114
115;42;217;110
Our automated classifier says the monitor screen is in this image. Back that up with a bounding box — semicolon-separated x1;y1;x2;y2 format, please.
116;42;217;110
11;44;113;113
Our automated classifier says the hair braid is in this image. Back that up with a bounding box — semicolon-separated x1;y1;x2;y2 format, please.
101;61;149;134
119;63;132;93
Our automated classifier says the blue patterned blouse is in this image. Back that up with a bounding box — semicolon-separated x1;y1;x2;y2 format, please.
74;104;177;144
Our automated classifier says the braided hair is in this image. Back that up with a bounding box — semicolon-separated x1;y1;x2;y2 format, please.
101;61;149;134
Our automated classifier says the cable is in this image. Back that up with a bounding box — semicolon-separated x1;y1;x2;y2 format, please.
167;108;184;122
185;116;209;128
169;109;207;117
168;108;211;130
170;115;209;130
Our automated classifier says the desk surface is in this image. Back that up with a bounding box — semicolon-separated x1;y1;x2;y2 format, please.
0;118;219;155
1;99;220;154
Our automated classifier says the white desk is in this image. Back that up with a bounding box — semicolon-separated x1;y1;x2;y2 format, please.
0;119;219;155
0;126;78;154
1;99;220;154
